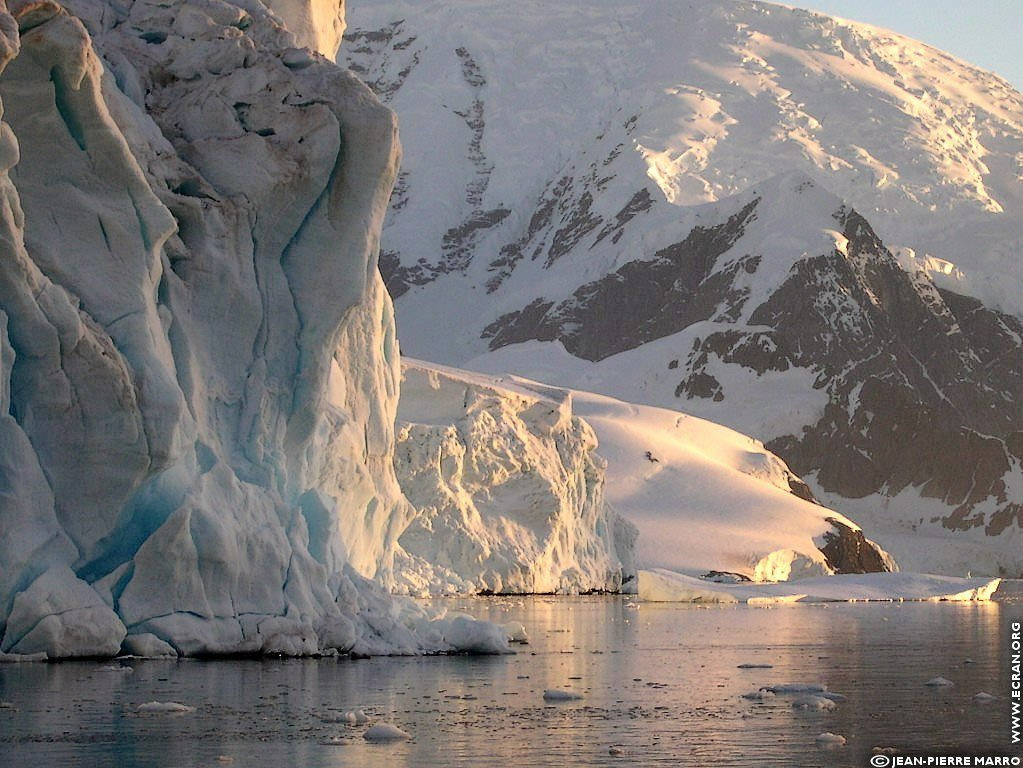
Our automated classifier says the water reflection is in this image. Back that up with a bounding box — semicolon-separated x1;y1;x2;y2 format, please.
0;598;1018;767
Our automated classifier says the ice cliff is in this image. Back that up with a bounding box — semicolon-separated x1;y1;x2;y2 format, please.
0;0;440;658
392;360;635;595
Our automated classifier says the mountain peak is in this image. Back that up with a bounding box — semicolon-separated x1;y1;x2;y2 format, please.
347;0;1023;315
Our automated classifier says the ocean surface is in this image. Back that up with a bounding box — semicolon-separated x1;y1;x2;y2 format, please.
1;597;1020;767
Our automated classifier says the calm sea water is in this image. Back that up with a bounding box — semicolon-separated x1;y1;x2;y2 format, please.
1;597;1020;767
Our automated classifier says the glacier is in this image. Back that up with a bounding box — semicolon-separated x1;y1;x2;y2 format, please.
0;0;510;659
460;358;894;583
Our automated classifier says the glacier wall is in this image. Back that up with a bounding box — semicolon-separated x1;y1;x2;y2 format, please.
0;0;429;657
393;361;636;595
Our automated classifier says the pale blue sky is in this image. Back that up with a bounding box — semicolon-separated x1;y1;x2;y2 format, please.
799;1;1022;91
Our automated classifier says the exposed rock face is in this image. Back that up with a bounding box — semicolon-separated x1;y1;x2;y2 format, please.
0;0;420;657
817;518;891;575
481;199;759;361
392;361;635;595
748;210;1023;531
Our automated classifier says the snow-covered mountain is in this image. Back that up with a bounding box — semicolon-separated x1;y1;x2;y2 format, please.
345;0;1023;576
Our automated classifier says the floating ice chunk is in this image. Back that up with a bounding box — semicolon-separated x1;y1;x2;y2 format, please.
817;691;847;702
99;664;133;673
924;677;954;687
504;621;529;644
816;732;846;747
363;723;411;742
136;701;196;714
344;710;370;725
741;690;775;701
761;684;827;694
793;695;837;711
973;692;997;703
543;689;584;702
427;614;512;654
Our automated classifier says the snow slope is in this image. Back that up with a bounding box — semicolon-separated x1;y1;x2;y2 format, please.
344;3;1023;575
566;388;891;581
0;0;511;658
408;363;893;583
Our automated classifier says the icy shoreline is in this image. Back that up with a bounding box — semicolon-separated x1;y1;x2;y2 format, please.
638;569;1016;603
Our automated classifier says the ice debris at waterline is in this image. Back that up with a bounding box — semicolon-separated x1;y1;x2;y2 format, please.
816;733;847;748
792;695;837;711
0;0;529;660
363;723;412;742
136;702;196;715
543;689;584;702
638;570;1005;603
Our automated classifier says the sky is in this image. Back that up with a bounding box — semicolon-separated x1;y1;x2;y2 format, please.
799;1;1022;91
